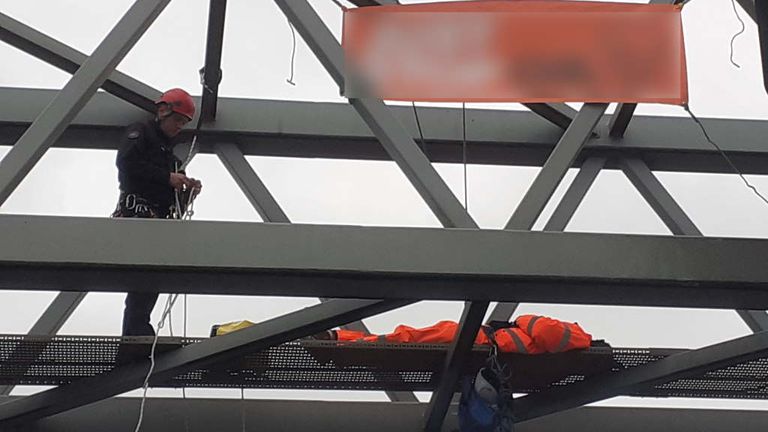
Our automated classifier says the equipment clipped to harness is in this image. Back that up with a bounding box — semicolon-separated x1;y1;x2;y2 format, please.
459;368;514;432
172;159;198;220
458;329;514;432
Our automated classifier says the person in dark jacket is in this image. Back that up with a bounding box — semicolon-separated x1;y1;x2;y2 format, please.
113;88;202;336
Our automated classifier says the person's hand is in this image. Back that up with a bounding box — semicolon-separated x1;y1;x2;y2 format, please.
188;177;203;197
169;172;191;190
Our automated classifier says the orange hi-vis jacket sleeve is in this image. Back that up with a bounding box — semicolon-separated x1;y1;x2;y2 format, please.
335;316;591;354
515;315;592;353
335;320;536;353
492;327;541;354
336;320;490;345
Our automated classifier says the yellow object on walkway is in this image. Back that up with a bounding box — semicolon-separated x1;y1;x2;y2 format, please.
211;320;256;337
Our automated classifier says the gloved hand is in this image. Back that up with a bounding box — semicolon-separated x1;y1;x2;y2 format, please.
486;320;516;332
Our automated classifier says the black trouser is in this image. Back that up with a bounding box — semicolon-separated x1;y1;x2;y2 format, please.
122;291;159;336
113;192;171;336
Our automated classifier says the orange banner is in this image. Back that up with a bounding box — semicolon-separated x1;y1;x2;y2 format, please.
342;1;688;104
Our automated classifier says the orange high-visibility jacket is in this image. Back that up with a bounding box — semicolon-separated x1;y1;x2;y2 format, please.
335;316;589;354
514;315;592;353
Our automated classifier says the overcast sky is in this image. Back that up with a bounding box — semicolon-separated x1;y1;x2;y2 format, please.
2;0;768;410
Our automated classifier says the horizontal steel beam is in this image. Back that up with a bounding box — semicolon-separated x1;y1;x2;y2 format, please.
0;298;409;426
620;156;768;333
514;330;768;423
2;215;768;308
0;13;160;112
2;87;767;174
6;397;766;432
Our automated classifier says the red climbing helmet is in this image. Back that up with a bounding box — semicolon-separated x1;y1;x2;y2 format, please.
156;88;195;120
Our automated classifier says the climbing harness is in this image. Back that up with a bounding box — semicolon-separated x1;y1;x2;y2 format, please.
112;192;160;218
458;326;515;432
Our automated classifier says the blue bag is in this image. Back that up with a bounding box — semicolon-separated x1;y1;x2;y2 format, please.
458;369;514;432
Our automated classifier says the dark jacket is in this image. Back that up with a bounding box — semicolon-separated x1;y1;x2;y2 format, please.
116;119;182;210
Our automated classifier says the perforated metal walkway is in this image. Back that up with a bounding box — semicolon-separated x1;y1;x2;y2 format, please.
0;335;766;399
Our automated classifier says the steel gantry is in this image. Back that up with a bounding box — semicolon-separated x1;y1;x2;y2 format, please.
1;0;768;431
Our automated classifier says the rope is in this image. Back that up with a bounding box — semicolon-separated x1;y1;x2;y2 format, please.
241;388;247;432
286;19;297;86
200;70;215;97
684;105;768;207
181;387;190;432
462;103;468;211
729;0;746;68
181;294;190;432
136;143;198;431
133;293;180;432
168;306;173;337
179;103;202;172
134;184;191;431
183;294;188;339
180;136;197;172
179;64;210;172
411;102;429;158
483;338;514;429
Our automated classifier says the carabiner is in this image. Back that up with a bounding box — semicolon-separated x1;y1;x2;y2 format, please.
124;194;136;210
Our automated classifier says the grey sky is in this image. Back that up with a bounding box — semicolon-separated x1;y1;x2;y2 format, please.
2;0;768;410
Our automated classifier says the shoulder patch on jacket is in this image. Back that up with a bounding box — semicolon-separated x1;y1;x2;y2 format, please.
127;131;141;139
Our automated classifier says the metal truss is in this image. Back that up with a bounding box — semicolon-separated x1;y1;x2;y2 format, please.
0;0;170;397
522;102;579;131
349;0;400;7
199;0;227;122
514;330;768;423
0;291;85;396
215;141;417;402
0;0;169;206
272;2;486;425
0;11;160;112
735;0;756;22
4;87;768;174
2;215;768;308
0;298;410;426
1;0;768;429
5;397;763;432
0;3;404;401
618;157;768;330
430;103;607;429
214;142;289;222
608;0;681;138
